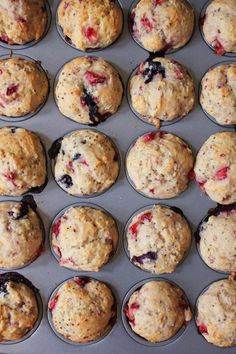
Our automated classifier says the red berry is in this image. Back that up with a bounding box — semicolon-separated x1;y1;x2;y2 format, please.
74;277;89;287
84;71;107;86
214;166;229;181
49;294;59;311
3;172;18;187
80;160;89;166
140;16;154;32
155;0;165;4
84;27;98;44
143;132;156;143
67;160;74;172
198;323;208;334
6;83;19;96
139;212;152;223
53;245;62;257
17;17;27;24
52;219;61;237
197;180;206;192
129;212;152;239
0;34;13;44
188;169;195;180
64;1;70;9
125;302;140;325
212;39;225;56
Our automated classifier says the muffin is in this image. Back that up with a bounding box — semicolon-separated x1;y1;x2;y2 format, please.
57;0;123;51
48;277;116;343
125;280;192;343
49;129;119;196
0;272;39;342
194;132;236;204
197;204;236;273
55;56;123;125
126;131;194;199
51;205;118;271
0;0;48;45
0;198;43;269
202;0;236;55
200;63;236;126
130;0;194;52
126;205;191;274
196;277;236;347
0;57;49;118
129;57;195;127
0;127;47;196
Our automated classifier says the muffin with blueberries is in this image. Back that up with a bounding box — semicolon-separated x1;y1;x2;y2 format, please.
0;0;48;45
125;280;192;343
130;0;194;52
194;132;236;204
57;0;123;51
126;205;191;274
0;198;43;269
129;57;195;127
0;272;40;342
48;277;116;343
49;129;119;196
196;276;236;347
126;131;194;199
51;205;118;271
200;62;236;126
197;204;236;273
55;56;123;125
202;0;236;55
0;57;49;118
0;127;47;196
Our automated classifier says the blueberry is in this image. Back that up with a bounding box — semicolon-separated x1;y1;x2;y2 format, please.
72;153;81;161
48;138;63;159
82;89;111;126
143;59;166;84
8;202;29;220
58;174;73;188
132;251;157;264
0;272;38;295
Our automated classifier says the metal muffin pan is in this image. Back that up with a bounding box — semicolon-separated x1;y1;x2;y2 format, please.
0;0;235;353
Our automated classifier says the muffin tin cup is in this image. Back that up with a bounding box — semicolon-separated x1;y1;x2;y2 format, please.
121;277;192;347
127;63;188;127
49;128;121;198
0;126;48;197
199;61;236;128
53;56;124;126
0;282;43;345
55;0;124;53
194;277;236;348
47;276;117;346
124;130;194;200
199;0;236;57
0;54;50;122
123;203;192;275
0;198;46;271
0;1;51;50
194;204;236;275
128;0;195;55
49;202;119;271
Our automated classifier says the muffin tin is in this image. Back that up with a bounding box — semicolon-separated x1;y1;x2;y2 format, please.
0;0;235;353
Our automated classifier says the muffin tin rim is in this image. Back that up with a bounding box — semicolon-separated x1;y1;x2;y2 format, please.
47;275;117;346
49;201;120;272
0;52;50;122
121;276;192;347
123;203;193;275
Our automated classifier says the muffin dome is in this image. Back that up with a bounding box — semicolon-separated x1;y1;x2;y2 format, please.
0;0;48;45
129;57;195;127
55;56;123;125
0;127;47;196
0;57;48;118
130;0;194;52
57;0;123;51
194;132;236;204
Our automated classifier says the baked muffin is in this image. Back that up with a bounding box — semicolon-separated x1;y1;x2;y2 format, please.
51;205;118;271
0;272;39;342
202;0;236;55
196;277;236;347
125;280;192;342
0;198;43;269
126;205;191;274
48;277;116;343
126;131;194;199
49;129;119;196
0;57;49;118
194;132;236;204
0;127;47;196
55;56;123;125
0;0;48;45
130;0;194;52
129;57;195;127
200;63;236;126
197;204;236;273
57;0;123;51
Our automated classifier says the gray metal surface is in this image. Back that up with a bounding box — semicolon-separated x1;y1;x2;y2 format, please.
0;0;235;353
